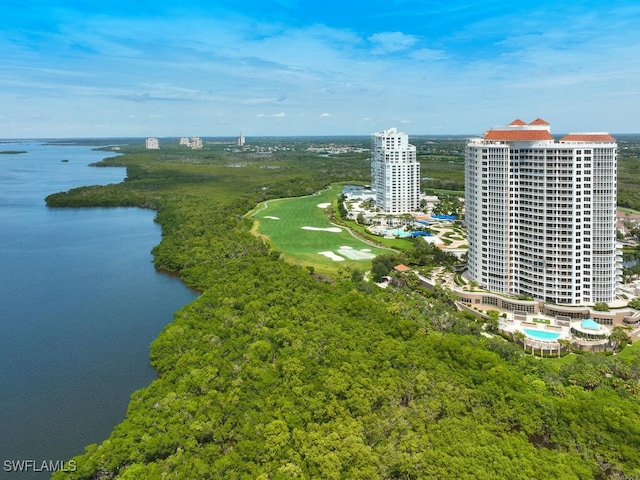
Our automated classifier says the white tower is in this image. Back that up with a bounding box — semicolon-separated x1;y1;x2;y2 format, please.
371;127;420;214
465;118;619;305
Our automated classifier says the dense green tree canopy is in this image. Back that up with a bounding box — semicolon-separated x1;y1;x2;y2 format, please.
48;141;640;479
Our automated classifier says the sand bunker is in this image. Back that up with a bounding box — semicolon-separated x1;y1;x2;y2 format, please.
319;251;345;261
317;246;375;261
423;236;445;245
302;226;342;233
317;203;331;208
337;247;376;260
264;216;280;220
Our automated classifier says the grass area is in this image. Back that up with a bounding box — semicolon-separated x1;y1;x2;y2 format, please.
618;207;640;216
441;231;465;240
250;185;391;274
418;150;465;192
616;339;640;360
339;218;415;251
454;272;466;286
545;337;640;367
533;318;551;325
545;353;578;366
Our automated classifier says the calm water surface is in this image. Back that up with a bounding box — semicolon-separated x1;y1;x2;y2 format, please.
0;142;198;477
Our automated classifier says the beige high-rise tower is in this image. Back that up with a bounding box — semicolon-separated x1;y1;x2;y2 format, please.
465;118;619;305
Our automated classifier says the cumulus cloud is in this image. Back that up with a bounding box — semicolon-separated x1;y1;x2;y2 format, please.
320;112;331;117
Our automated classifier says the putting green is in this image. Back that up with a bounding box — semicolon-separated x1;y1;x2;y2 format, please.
251;186;389;273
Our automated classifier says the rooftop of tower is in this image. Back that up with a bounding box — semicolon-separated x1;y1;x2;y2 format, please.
484;129;555;141
560;133;617;142
476;119;617;143
483;118;552;142
529;118;550;125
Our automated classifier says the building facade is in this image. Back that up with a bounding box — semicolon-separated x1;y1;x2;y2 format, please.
371;127;420;214
145;137;159;150
191;137;203;149
465;118;619;305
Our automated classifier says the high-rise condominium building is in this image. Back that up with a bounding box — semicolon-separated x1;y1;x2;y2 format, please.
465;118;619;305
371;127;420;214
191;137;203;149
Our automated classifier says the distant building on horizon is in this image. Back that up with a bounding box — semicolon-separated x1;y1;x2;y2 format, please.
180;137;203;149
236;134;245;147
191;137;203;149
145;138;159;150
465;118;620;305
370;127;420;214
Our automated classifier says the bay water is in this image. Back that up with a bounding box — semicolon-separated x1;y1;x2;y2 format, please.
0;142;198;477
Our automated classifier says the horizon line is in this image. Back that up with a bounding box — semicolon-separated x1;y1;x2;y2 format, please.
3;132;640;142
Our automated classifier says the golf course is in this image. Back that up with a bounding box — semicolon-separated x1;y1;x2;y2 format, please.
250;185;390;273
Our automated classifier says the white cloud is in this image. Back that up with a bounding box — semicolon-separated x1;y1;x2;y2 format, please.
257;112;287;118
368;31;419;54
2;3;640;137
411;48;449;62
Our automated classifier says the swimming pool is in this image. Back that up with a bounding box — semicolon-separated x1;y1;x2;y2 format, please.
523;329;561;341
383;229;412;237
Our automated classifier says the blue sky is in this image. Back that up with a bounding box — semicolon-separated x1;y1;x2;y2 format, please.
2;0;640;137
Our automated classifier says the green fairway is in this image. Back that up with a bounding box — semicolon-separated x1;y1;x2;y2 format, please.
251;185;390;273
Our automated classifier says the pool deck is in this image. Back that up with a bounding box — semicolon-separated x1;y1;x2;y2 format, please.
500;316;571;343
495;311;612;353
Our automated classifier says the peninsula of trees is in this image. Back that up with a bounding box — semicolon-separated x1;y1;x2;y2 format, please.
47;138;640;479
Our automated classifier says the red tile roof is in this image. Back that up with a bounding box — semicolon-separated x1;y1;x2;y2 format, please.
394;264;411;272
484;129;554;141
529;118;550;125
509;119;527;126
560;133;616;142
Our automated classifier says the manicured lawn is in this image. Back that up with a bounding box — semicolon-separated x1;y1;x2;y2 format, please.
342;218;414;250
251;186;390;273
618;207;640;216
617;338;640;359
546;340;640;367
545;353;577;366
